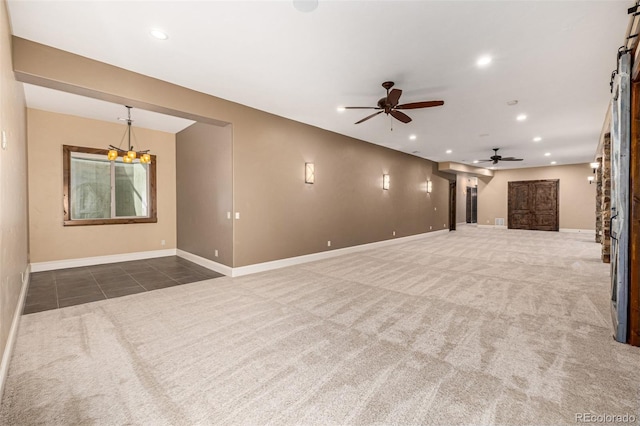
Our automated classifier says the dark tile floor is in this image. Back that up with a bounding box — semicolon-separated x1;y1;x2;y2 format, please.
24;256;224;315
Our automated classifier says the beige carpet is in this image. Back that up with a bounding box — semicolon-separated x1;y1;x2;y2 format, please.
2;226;639;425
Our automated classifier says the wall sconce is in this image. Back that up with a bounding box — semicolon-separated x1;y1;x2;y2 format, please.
305;162;315;184
426;180;433;194
588;176;595;184
590;162;600;173
382;174;390;190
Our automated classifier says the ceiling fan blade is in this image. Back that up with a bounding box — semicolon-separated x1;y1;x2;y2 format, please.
355;110;383;124
344;106;381;110
477;160;493;162
390;110;412;123
387;89;402;107
396;100;445;110
499;158;523;161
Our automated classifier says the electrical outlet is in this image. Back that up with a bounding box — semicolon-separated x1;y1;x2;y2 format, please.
327;240;331;247
1;130;7;150
434;207;437;211
161;240;166;246
214;249;219;257
227;212;231;219
235;212;240;219
429;226;432;230
444;224;447;228
392;231;396;236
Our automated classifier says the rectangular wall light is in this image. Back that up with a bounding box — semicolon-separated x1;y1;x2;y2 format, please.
382;174;390;190
305;162;315;184
426;180;433;193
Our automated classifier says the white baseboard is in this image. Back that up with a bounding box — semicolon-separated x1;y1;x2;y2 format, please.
559;228;595;234
30;249;178;272
0;264;30;403
477;225;508;230
478;225;595;234
176;250;233;277
231;230;449;277
32;230;452;279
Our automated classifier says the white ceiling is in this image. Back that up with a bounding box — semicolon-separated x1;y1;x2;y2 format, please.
7;0;631;169
23;84;195;134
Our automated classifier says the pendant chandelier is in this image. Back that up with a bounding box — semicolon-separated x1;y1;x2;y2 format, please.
107;106;151;164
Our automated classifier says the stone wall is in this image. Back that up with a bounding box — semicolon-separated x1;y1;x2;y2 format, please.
596;155;603;243
601;133;611;263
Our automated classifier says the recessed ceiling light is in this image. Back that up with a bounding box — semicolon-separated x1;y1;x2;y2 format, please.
550;161;557;165
516;114;527;121
476;55;492;67
473;160;479;164
533;136;542;142
446;149;452;154
336;106;345;112
544;152;551;156
507;100;518;106
409;134;417;140
150;29;168;40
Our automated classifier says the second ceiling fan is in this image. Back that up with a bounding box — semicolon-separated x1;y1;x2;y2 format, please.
344;81;444;124
478;148;523;165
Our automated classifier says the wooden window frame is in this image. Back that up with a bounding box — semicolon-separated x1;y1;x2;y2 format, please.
63;145;157;226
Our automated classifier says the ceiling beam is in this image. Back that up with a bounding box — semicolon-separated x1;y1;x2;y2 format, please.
437;162;493;177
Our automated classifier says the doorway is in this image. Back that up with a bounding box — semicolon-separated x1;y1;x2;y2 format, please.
449;181;456;231
466;186;477;223
507;179;559;231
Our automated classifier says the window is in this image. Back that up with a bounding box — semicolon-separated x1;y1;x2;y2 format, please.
63;145;157;226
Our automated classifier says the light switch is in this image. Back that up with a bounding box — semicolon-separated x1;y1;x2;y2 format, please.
235;212;240;219
1;130;7;150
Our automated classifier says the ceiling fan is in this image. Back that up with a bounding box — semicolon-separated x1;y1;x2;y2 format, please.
344;81;444;125
478;148;523;165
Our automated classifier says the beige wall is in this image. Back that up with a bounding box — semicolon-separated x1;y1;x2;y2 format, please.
176;122;233;266
0;0;29;388
477;163;596;230
13;39;452;268
233;114;451;266
27;108;177;262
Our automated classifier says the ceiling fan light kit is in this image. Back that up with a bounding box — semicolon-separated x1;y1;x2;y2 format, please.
344;81;444;126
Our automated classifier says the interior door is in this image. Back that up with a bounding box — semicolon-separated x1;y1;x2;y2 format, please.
449;181;456;231
610;52;631;344
466;187;477;223
508;180;559;231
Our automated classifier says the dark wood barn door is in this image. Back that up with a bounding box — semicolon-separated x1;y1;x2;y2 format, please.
508;180;559;231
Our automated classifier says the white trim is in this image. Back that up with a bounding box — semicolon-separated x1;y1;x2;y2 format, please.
477;225;508;230
559;228;595;234
30;249;177;272
0;264;30;402
231;230;449;277
176;250;233;277
478;225;595;234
